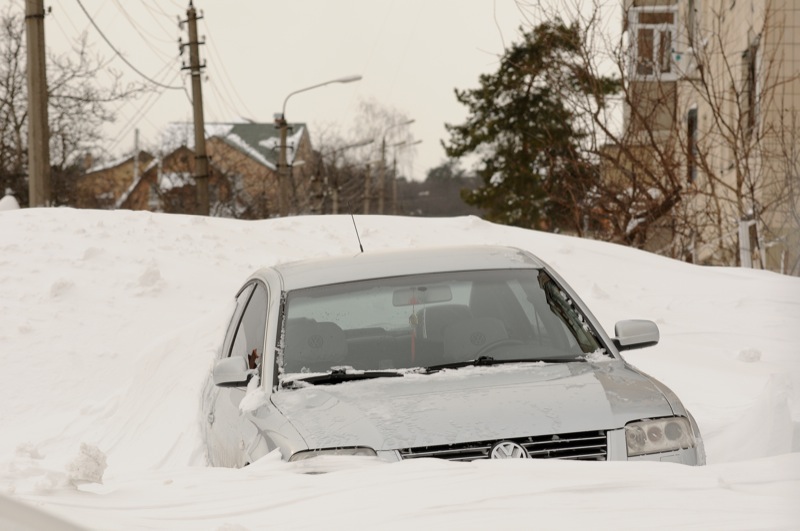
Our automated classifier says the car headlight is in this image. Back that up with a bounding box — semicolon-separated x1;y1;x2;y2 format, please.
288;447;377;462
625;417;695;457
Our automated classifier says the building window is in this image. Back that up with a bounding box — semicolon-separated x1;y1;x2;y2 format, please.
687;107;698;183
629;5;678;80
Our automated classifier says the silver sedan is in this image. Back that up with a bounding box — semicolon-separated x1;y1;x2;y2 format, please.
203;245;705;466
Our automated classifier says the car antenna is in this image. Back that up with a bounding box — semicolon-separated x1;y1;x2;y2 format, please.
347;201;364;253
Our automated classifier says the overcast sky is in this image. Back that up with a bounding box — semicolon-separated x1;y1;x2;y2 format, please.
35;0;553;181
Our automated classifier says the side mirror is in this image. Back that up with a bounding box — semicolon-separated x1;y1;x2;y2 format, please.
213;356;252;387
613;319;659;351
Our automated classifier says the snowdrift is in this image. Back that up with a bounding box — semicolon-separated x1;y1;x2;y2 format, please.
0;208;798;529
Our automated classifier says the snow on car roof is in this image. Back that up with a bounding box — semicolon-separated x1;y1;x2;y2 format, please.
265;245;545;291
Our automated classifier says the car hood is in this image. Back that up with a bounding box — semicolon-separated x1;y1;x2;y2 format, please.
271;360;675;451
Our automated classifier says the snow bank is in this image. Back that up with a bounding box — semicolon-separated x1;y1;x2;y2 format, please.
0;208;798;530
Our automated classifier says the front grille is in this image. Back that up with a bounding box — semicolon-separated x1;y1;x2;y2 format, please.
398;430;607;462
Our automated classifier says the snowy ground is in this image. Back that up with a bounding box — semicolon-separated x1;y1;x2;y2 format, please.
0;207;798;530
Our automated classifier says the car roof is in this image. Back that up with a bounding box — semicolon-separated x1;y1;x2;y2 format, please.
262;245;546;291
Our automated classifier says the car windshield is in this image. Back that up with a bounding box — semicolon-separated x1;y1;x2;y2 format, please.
281;269;603;377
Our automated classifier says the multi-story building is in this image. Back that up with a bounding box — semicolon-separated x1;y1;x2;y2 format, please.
623;0;799;274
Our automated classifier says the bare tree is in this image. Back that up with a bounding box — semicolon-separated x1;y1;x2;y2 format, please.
312;98;414;214
0;7;28;201
685;0;800;271
0;6;146;207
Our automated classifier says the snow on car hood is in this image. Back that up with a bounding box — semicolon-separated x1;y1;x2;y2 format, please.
271;361;675;451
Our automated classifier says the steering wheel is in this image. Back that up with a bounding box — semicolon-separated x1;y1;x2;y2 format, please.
475;339;523;357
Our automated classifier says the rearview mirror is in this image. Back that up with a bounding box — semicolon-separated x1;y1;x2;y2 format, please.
613;319;659;351
213;356;252;387
392;285;453;306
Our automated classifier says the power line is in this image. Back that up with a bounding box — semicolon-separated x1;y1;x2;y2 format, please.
141;1;184;44
206;77;238;122
74;0;183;90
139;0;194;110
146;0;181;20
201;17;256;120
164;0;186;12
50;3;82;37
50;8;79;44
106;66;184;153
111;0;177;56
204;79;228;123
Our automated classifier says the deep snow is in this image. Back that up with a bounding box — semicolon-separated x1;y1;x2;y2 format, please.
0;208;798;530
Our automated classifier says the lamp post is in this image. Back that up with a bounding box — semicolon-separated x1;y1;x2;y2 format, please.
390;139;422;215
378;119;414;214
275;75;362;217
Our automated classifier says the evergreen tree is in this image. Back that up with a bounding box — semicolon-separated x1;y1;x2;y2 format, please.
425;159;464;183
443;20;618;233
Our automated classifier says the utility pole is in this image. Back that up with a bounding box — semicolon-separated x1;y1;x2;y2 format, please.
322;139;373;216
331;181;339;215
133;129;140;184
327;151;339;215
379;119;414;215
276;115;290;216
25;0;51;207
391;139;421;215
363;163;372;214
378;139;386;215
181;2;209;216
391;154;398;215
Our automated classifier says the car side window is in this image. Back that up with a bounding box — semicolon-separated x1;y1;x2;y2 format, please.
228;283;268;371
220;284;255;360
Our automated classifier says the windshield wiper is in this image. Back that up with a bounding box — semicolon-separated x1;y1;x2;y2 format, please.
423;355;578;373
283;368;403;387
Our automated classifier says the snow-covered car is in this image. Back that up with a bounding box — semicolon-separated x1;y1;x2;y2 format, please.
203;245;705;466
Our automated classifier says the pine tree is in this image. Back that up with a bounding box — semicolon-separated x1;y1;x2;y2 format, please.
443;20;618;233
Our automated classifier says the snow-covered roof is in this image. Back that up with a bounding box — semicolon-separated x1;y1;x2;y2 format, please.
162;122;309;170
219;133;274;169
86;154;132;174
216;122;307;168
85;151;153;174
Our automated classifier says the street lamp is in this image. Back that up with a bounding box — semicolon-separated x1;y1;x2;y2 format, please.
275;75;362;216
378;119;414;214
390;139;422;215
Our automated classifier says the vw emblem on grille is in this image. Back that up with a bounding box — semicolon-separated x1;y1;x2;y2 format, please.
307;334;324;348
490;441;529;459
469;332;487;346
